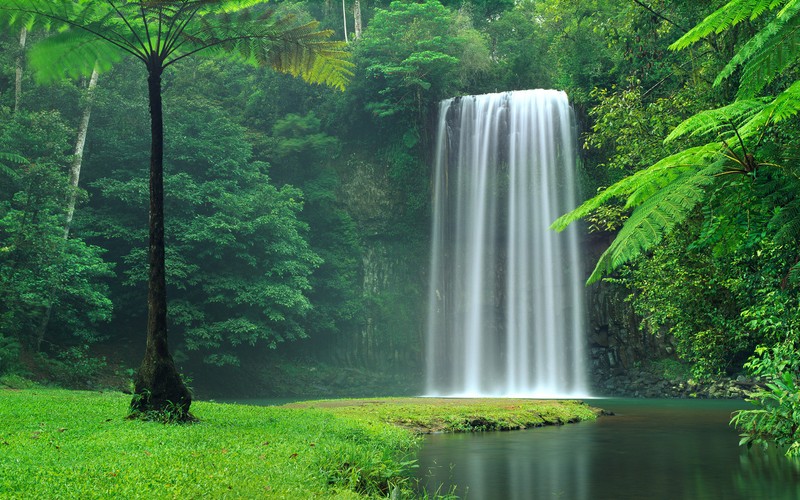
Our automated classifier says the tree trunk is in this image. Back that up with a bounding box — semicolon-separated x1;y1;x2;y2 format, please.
131;62;192;420
342;0;349;43
353;0;362;40
64;66;99;238
14;27;27;114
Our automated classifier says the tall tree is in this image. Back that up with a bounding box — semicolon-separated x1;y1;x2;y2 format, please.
342;0;348;42
13;26;25;113
0;0;351;420
63;66;99;238
353;0;362;39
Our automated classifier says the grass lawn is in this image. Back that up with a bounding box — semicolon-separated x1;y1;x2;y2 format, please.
0;388;598;498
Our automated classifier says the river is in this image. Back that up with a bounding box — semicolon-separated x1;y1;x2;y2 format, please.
416;399;800;499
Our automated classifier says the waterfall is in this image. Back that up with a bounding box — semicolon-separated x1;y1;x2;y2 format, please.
425;89;588;397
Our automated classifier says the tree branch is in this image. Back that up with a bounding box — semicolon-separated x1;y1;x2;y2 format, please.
156;3;163;57
161;3;203;61
103;0;148;58
630;0;689;33
140;3;155;55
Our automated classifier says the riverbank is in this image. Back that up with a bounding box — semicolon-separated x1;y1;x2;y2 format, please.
286;397;600;433
0;388;598;498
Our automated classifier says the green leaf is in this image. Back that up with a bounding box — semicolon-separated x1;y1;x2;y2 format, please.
587;162;725;284
27;29;125;82
716;1;800;97
552;144;722;233
665;99;771;143
669;0;788;51
738;80;800;136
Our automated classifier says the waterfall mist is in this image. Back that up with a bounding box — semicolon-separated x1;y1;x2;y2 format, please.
425;89;588;397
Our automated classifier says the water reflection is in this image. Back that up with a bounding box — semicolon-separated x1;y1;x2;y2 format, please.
417;399;800;499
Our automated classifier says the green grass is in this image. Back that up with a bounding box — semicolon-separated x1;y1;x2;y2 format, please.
286;398;600;433
0;389;599;498
0;389;419;498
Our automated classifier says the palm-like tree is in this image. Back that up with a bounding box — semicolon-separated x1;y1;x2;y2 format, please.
0;0;352;419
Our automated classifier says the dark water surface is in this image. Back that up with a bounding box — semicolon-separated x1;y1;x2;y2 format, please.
417;399;800;499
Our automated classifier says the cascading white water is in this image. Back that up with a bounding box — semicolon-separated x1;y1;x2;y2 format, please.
425;89;588;398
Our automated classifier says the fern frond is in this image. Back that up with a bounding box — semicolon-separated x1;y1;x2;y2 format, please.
0;151;26;180
715;1;800;96
551;143;723;232
199;0;265;14
665;99;771;143
738;80;800;136
623;146;721;207
0;0;116;32
772;200;800;243
587;162;726;284
0;0;147;67
176;10;352;90
0;152;26;164
670;0;788;51
27;29;125;82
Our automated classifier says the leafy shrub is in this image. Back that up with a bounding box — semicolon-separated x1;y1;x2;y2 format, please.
731;339;800;458
45;345;107;388
648;358;692;381
0;373;39;389
0;334;21;376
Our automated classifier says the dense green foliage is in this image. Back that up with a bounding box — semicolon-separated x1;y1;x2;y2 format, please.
87;86;322;366
0;108;113;376
556;0;800;455
0;0;354;419
732;338;800;458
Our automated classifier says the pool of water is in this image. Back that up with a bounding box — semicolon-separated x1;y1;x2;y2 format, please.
416;399;800;499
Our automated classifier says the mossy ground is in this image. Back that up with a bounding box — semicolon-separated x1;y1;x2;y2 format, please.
286;398;600;433
0;386;598;498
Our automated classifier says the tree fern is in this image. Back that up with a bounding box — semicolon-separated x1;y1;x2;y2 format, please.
558;0;800;284
670;0;789;51
551;143;722;232
665;99;771;143
716;1;800;97
0;0;353;419
1;1;353;88
738;80;800;136
587;162;726;284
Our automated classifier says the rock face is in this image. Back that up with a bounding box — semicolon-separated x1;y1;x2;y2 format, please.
595;370;758;399
583;232;751;399
338;155;399;236
325;153;426;379
584;232;672;389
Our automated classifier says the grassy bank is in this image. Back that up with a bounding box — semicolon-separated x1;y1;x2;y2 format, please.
286;398;600;433
0;388;598;498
